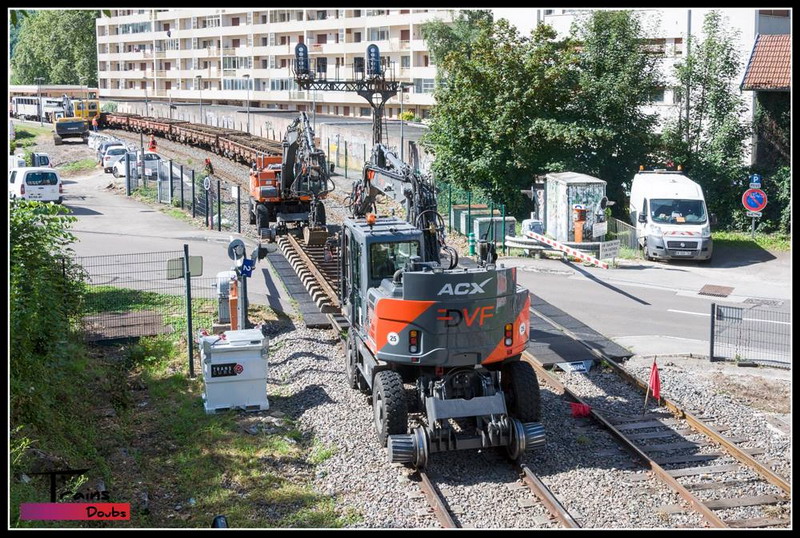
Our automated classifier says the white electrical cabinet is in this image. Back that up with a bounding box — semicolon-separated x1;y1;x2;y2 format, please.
200;328;269;414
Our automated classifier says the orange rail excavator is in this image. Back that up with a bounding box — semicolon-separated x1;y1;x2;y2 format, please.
248;112;333;245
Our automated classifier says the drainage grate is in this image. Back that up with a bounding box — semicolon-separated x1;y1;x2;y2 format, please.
699;284;735;297
744;298;784;307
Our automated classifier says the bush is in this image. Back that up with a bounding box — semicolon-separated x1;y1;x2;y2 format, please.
10;139;16;155
398;111;416;122
10;200;86;426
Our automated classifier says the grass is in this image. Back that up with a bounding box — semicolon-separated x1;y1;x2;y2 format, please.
18;284;354;528
15;124;52;143
712;230;790;252
59;158;99;175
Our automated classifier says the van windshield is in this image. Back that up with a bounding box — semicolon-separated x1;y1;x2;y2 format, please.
650;199;707;224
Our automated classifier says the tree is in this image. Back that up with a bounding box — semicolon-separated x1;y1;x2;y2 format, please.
660;10;752;230
569;10;662;213
11;10;100;87
421;12;597;212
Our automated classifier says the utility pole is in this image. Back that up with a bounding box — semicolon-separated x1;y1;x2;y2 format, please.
244;74;251;134
35;77;44;126
142;77;149;117
196;75;203;124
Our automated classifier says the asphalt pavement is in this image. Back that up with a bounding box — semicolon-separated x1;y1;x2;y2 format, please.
61;166;791;363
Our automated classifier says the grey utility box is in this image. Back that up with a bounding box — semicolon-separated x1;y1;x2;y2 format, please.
473;216;517;241
544;172;607;243
200;329;269;414
215;271;237;324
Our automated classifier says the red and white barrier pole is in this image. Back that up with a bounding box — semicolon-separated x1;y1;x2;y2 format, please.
523;230;609;269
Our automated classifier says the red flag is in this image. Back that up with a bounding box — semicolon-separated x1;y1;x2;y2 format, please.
569;402;592;418
648;359;661;401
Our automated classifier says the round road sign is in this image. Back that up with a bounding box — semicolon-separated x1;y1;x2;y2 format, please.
742;188;767;212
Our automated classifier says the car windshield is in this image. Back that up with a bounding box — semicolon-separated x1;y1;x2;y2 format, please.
370;241;420;280
650;199;707;224
108;148;126;155
25;172;59;186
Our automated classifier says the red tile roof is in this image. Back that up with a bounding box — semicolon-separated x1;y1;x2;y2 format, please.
741;34;791;91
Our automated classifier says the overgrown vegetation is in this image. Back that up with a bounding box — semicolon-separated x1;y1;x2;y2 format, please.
59;158;98;175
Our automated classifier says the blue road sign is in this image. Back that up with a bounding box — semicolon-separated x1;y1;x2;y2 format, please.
241;259;254;278
750;173;762;184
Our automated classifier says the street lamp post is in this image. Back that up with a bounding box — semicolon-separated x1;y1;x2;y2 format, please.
195;75;203;124
243;74;251;134
142;77;149;117
35;77;44;125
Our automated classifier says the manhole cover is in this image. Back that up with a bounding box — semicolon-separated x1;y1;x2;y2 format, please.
744;298;784;307
698;284;734;297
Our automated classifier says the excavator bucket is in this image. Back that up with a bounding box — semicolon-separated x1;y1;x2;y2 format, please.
303;226;329;246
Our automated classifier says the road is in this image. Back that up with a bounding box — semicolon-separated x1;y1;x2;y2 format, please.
506;246;791;358
57;157;790;361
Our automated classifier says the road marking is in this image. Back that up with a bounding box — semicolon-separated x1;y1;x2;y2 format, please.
667;309;791;325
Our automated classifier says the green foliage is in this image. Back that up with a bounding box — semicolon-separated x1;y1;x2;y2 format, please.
660;11;753;231
101;102;118;113
23;147;34;167
10;199;87;441
398;110;416;122
421;10;662;217
712;230;790;252
10;139;17;155
59;158;97;174
570;10;662;213
11;10;100;87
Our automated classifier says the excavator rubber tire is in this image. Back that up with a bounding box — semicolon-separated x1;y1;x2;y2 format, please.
501;361;542;423
373;370;408;447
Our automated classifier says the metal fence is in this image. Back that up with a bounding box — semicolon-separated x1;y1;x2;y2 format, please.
709;303;791;368
607;217;639;251
75;246;224;377
438;181;512;253
125;159;249;235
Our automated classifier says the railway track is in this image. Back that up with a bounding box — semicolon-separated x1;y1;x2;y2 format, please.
522;311;791;529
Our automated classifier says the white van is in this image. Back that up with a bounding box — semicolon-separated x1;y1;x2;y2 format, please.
9;167;64;204
629;170;714;261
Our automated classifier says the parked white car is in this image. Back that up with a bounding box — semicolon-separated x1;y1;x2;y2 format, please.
102;146;130;173
112;151;162;178
9;167;63;204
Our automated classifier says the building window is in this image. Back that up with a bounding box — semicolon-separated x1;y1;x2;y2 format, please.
317;34;327;45
231;17;239;26
413;78;435;93
401;56;410;69
353;10;361;17
261;37;268;46
649;88;666;103
316;10;327;20
360;107;370;117
316;57;327;73
368;27;389;41
353;31;362;43
222;78;253;91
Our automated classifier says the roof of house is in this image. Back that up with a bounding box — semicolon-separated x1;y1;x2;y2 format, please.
741;34;791;91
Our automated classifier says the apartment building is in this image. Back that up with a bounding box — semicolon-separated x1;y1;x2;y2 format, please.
534;8;791;128
96;8;456;119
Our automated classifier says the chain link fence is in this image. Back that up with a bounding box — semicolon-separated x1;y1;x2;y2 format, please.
74;247;223;377
709;303;791;368
607;217;640;254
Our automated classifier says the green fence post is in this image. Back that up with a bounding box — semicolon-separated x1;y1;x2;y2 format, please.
502;203;506;255
183;243;195;378
217;179;222;231
180;164;184;209
467;190;472;237
191;170;196;218
448;183;452;233
344;143;348;179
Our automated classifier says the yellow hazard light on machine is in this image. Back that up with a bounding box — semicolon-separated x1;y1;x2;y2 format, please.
409;330;419;354
504;324;513;346
677;165;683;171
366;213;377;226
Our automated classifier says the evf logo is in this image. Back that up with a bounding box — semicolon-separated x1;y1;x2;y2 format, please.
437;278;492;296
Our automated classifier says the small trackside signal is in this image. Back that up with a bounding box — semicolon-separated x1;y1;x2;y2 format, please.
504;323;513;346
409;330;419;354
